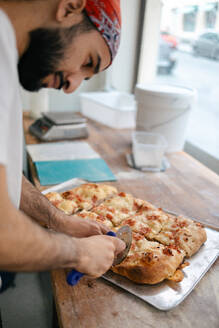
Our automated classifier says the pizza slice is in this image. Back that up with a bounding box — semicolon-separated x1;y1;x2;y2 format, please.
45;192;79;215
61;183;118;211
131;198;207;258
45;191;63;205
112;232;185;284
120;215;161;240
92;192;144;226
119;204;168;239
77;210;114;229
153;213;207;257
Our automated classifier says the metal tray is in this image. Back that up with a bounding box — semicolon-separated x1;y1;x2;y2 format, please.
103;227;219;310
42;179;219;311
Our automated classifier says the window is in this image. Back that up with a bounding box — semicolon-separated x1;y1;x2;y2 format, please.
183;7;198;32
138;0;219;166
205;3;218;28
156;0;219;160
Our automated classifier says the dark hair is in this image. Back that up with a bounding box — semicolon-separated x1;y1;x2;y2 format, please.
18;10;96;91
62;10;96;43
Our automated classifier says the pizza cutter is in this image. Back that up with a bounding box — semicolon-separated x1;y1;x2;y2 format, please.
67;225;132;286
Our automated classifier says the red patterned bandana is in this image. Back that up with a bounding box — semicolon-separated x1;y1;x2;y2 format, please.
85;0;121;64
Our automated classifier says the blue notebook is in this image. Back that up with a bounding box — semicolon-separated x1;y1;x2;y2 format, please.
35;158;116;186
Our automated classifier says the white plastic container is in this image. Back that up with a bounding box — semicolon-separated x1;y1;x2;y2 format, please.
132;131;167;168
135;84;196;152
29;89;49;119
80;91;136;129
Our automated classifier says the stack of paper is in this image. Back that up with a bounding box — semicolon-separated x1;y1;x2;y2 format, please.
26;141;116;185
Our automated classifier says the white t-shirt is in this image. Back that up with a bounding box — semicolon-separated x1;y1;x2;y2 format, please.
0;9;23;209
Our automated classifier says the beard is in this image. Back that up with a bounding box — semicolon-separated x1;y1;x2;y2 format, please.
18;28;66;92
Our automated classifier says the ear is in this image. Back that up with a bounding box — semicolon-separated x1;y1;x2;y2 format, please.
56;0;86;24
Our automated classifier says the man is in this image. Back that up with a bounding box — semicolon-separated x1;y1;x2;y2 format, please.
0;0;124;284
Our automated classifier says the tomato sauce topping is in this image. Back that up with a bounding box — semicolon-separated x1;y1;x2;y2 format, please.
106;213;113;220
108;208;115;213
133;233;144;241
62;191;75;200
147;215;159;221
168;244;181;253
52;200;61;207
133;201;143;211
97;215;104;222
75;195;82;202
163;247;173;256
140;227;152;234
92;195;98;203
121;208;129;214
142;252;154;263
124;219;135;226
195;222;204;228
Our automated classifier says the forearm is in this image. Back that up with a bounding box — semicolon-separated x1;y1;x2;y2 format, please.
0;199;80;272
20;175;60;228
20;175;109;238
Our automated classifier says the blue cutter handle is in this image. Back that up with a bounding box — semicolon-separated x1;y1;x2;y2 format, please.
67;270;84;286
67;230;117;286
106;231;117;237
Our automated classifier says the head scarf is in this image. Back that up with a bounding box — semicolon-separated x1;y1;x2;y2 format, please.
85;0;121;64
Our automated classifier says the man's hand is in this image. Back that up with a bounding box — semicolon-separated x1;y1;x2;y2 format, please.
0;167;124;273
53;213;110;238
74;235;126;278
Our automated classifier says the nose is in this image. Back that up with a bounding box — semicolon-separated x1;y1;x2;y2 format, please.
63;73;88;94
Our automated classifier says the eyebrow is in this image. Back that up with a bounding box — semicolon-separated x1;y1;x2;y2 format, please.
94;55;101;74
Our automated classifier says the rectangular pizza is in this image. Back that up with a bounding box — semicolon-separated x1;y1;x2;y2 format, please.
45;183;207;285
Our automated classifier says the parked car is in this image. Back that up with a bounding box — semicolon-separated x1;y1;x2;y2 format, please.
193;31;219;60
161;31;179;49
157;38;177;75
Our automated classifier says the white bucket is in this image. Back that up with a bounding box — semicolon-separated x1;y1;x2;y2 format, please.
135;84;196;153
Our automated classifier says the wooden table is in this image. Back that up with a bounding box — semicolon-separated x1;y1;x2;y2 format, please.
23;112;219;328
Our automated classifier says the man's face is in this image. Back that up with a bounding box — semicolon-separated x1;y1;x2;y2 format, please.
18;24;111;93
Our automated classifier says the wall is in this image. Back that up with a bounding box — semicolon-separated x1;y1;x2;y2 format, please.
138;0;163;84
110;0;142;93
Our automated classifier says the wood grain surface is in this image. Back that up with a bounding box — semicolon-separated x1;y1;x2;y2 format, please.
23;112;219;328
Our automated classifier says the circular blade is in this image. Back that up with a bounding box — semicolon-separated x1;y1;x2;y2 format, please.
113;225;132;266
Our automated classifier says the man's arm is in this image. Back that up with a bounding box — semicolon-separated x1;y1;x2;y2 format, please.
20;175;109;238
0;166;125;274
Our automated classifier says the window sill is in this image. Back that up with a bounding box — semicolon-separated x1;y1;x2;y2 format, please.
184;141;219;175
